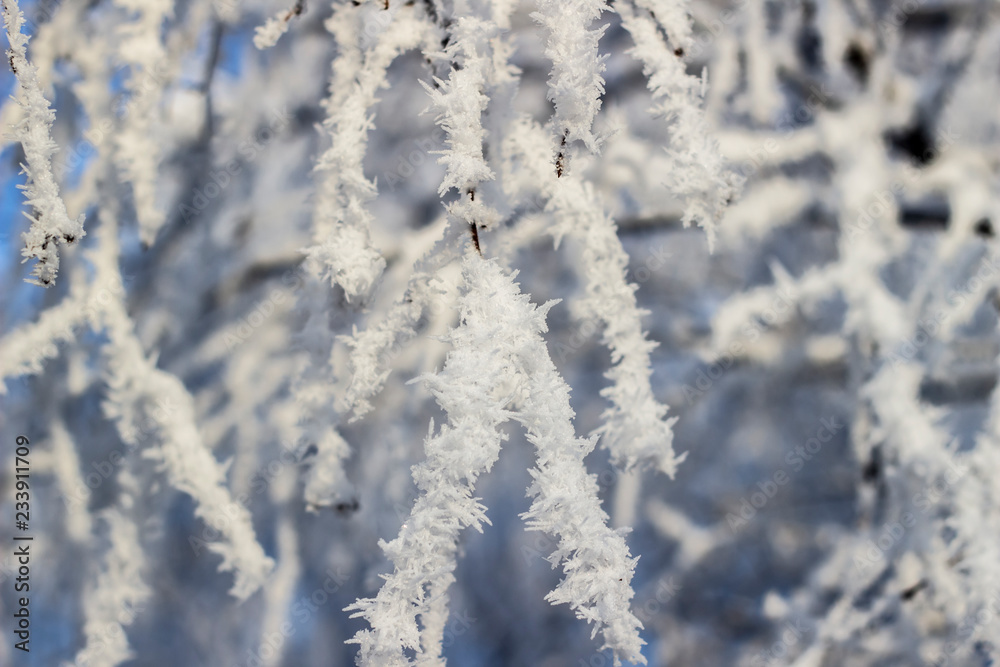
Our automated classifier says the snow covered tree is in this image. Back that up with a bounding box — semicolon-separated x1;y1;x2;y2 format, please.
2;0;1000;665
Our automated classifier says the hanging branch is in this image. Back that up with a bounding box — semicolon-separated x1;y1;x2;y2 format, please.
92;206;274;600
616;0;741;250
531;0;610;156
69;472;149;667
291;2;433;511
503;116;685;477
348;256;646;666
2;0;85;286
253;0;305;49
113;0;174;246
303;1;430;301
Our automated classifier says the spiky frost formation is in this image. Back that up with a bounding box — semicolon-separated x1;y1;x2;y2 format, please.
2;0;85;286
617;0;741;249
532;0;609;153
304;2;429;301
349;256;645;666
502;116;685;476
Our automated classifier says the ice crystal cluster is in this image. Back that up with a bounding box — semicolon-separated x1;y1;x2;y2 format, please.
2;0;1000;665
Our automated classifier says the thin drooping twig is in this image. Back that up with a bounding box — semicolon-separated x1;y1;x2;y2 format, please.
2;0;85;286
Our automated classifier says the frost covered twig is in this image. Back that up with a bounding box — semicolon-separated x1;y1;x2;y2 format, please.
516;291;647;665
304;2;429;300
252;0;304;50
423;16;497;197
504;117;685;476
346;3;521;398
532;0;609;155
554;176;685;477
616;0;740;249
340;247;451;419
420;6;521;256
290;2;433;510
338;2;520;419
0;295;89;388
2;0;85;286
346;256;520;666
349;256;646;666
93;210;273;599
67;473;149;667
113;0;173;245
100;302;275;600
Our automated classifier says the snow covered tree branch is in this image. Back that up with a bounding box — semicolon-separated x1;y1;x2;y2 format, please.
349;255;644;666
5;0;1000;665
2;0;85;285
